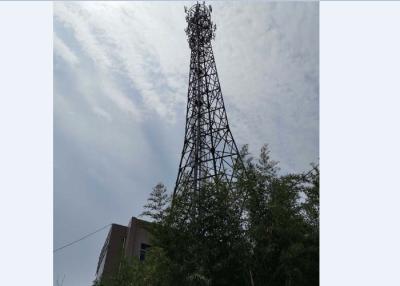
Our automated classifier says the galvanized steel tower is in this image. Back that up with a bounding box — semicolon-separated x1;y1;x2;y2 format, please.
173;3;242;202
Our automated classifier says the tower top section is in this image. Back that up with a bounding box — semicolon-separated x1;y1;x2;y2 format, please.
184;2;216;49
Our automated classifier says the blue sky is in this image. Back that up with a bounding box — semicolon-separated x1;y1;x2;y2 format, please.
54;2;318;286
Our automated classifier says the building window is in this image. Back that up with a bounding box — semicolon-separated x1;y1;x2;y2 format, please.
139;243;150;261
122;237;126;249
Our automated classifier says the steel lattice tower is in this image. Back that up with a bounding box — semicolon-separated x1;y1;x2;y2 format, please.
173;3;242;200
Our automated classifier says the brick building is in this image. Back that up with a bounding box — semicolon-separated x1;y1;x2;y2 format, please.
95;217;151;283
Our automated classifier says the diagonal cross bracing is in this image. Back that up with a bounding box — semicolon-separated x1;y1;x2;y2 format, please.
174;3;242;203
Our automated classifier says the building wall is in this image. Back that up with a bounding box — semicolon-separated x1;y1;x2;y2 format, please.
124;217;152;259
96;224;127;282
95;217;152;283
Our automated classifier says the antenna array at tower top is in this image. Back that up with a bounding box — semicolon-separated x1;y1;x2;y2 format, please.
184;3;216;49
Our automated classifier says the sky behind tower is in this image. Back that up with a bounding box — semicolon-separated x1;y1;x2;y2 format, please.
54;2;318;285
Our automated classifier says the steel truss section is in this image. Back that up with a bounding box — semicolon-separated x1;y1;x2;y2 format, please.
174;3;242;202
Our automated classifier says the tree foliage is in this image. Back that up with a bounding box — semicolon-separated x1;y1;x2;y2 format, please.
98;144;319;286
140;183;170;223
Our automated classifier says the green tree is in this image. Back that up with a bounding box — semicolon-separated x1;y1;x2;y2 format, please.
242;146;319;286
141;183;170;223
93;247;173;286
100;144;319;286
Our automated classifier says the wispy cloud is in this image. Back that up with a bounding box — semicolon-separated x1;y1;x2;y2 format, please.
54;33;79;66
54;2;190;122
212;2;319;171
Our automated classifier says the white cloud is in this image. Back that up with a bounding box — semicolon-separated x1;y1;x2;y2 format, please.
54;1;318;169
92;106;112;122
54;2;190;123
53;2;320;192
99;76;141;119
211;2;319;170
54;2;318;165
54;33;79;66
54;3;113;71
